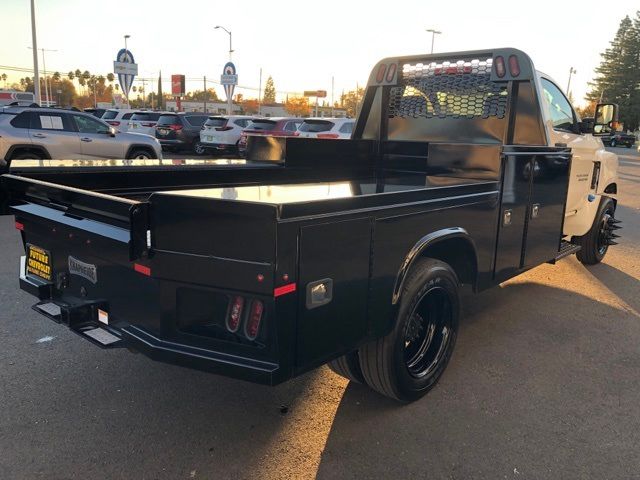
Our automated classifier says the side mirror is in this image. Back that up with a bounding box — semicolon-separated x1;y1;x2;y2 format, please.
592;103;618;136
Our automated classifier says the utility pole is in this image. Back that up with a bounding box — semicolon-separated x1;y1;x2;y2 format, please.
426;28;442;54
28;47;56;106
203;76;207;113
258;67;262;116
331;76;335;117
566;67;576;95
30;0;41;105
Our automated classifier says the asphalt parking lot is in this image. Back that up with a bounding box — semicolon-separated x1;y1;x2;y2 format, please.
1;147;639;479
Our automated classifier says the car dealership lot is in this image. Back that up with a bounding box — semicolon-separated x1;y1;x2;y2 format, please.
1;147;639;479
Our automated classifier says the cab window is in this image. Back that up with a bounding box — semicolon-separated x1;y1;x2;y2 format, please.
541;78;576;132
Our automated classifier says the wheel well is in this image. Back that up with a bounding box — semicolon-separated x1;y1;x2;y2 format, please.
7;144;51;160
419;237;478;288
126;144;156;159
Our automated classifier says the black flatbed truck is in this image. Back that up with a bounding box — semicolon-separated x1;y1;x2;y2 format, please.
2;48;620;402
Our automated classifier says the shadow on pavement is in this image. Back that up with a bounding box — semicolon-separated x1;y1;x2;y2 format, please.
316;281;640;480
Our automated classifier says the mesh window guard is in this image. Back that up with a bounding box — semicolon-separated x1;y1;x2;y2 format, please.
389;58;509;120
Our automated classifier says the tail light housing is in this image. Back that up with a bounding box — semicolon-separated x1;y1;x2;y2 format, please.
168;124;183;131
141;122;155;127
244;300;264;341
226;296;245;333
508;55;520;77
107;120;120;126
317;133;340;139
215;126;233;131
494;56;506;78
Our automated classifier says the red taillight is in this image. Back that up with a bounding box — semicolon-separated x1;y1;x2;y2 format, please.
274;282;296;297
226;296;245;333
141;122;155;127
134;263;151;276
494;56;506;78
508;55;520;77
317;133;340;139
215;126;233;131
15;221;24;231
107;121;120;126
244;300;264;341
168;124;183;131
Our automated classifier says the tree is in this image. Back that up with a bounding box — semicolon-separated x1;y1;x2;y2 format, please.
67;71;74;82
157;71;164;110
241;98;260;114
284;96;310;117
184;88;220;102
586;12;640;131
340;87;365;118
1;73;7;87
52;71;61;82
263;76;276;104
106;72;115;84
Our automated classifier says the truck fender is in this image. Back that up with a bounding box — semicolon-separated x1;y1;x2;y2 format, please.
392;227;478;304
596;148;618;198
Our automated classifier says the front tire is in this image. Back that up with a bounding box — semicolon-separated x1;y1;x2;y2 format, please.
576;197;617;265
127;149;155;160
359;258;460;402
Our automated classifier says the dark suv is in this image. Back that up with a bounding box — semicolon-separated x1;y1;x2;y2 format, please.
601;131;636;148
155;112;209;153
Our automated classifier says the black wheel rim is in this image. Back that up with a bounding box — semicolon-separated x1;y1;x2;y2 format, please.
597;208;615;256
404;287;453;379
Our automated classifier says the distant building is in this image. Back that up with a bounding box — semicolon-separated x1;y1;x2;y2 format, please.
0;90;35;106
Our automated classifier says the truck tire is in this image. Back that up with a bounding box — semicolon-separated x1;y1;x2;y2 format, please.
576;197;617;265
359;258;460;402
327;351;365;384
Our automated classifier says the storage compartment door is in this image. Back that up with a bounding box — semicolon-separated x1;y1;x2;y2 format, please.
296;218;371;368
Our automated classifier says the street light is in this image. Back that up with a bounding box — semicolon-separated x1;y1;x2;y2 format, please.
28;47;56;106
426;28;442;54
30;0;41;105
567;67;576;95
214;26;233;60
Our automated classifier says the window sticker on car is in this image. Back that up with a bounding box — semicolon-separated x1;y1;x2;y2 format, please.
39;115;64;130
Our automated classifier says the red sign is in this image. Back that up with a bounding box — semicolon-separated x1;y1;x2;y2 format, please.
171;74;185;96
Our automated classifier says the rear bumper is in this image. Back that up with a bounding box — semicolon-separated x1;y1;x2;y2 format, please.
19;257;281;385
198;141;237;152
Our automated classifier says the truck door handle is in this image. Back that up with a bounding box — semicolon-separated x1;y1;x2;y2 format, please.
81;137;93;142
32;133;46;138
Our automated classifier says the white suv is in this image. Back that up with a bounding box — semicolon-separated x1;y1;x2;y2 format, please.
128;111;169;136
297;118;354;139
101;108;139;132
198;115;254;155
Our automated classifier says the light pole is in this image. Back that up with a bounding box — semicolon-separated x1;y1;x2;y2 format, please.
214;26;233;61
124;34;131;106
28;47;56;106
566;67;576;95
426;28;442;54
29;0;41;105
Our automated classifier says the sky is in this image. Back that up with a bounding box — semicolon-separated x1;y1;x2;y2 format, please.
1;0;638;106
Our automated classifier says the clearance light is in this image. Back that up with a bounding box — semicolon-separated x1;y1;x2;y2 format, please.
226;296;245;333
494;56;506;78
508;55;520;77
15;221;24;231
274;283;296;298
244;300;264;341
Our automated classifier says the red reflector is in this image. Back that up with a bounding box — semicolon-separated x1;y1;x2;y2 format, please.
226;295;245;333
494;56;506;78
274;283;296;297
244;300;264;340
15;221;24;231
134;263;151;276
508;55;520;77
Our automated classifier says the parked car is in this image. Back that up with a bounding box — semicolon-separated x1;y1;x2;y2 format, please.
0;106;162;161
155;112;209;154
297;118;354;139
198;115;254;155
601;131;636;148
83;108;107;118
101;108;139;131
128;111;168;137
238;117;303;157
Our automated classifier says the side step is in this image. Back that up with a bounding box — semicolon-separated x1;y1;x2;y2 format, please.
551;241;581;263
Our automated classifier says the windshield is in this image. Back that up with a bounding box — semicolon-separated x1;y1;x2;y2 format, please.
157;115;180;126
299;120;334;132
101;110;119;120
246;120;276;131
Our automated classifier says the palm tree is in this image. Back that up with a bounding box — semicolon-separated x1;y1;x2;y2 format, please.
1;73;7;88
106;72;115;84
68;71;74;82
52;71;61;82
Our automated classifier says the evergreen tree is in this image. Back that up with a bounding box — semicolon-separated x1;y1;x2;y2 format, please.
157;71;164;110
263;76;276;104
586;12;640;131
